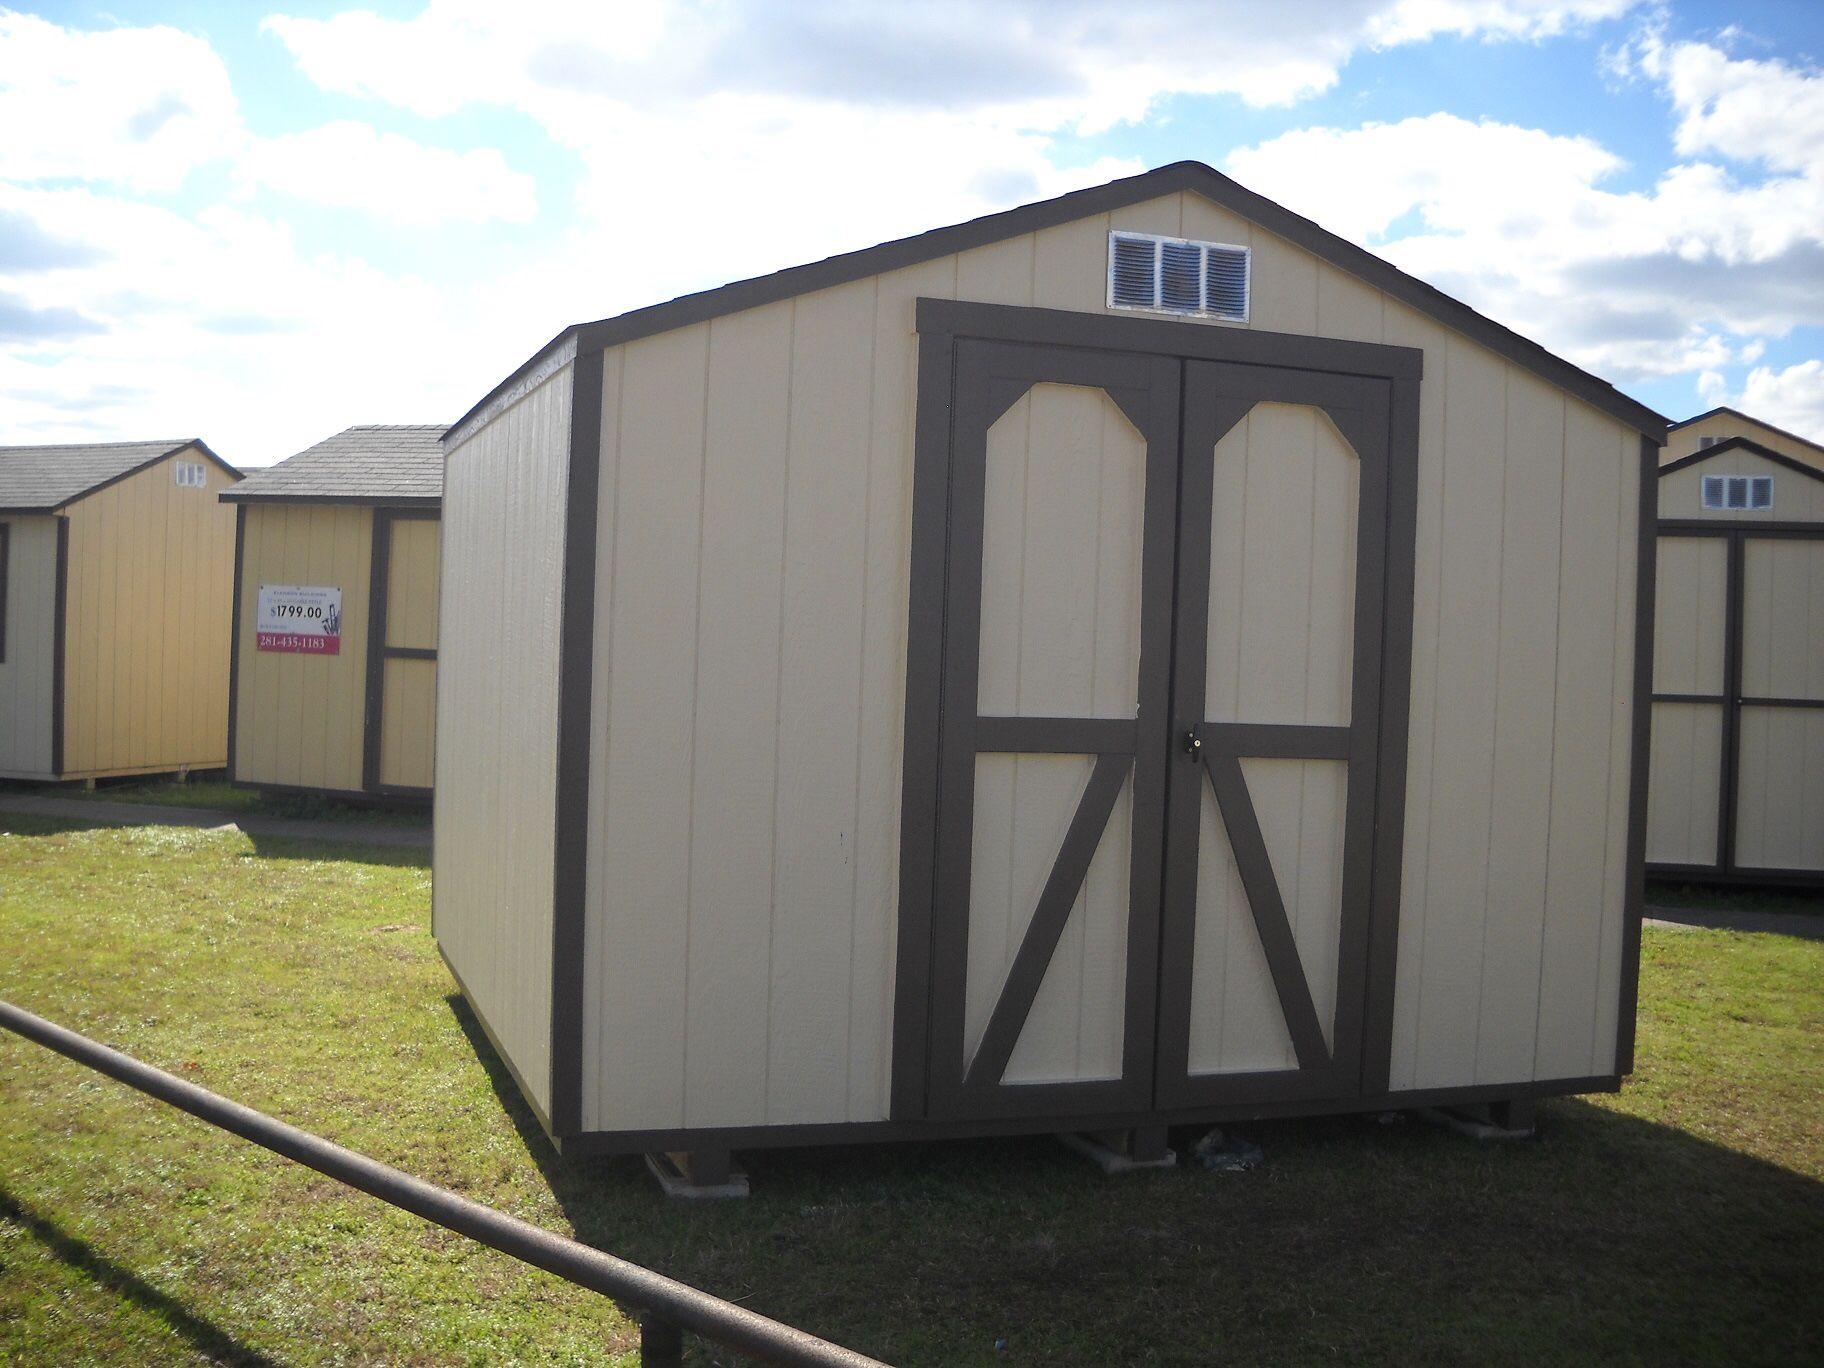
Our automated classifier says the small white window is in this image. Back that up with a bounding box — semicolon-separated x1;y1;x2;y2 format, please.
1108;231;1250;321
1702;474;1772;510
173;460;206;488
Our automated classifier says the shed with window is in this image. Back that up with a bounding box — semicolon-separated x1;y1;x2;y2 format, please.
222;425;444;801
1647;414;1824;884
435;162;1666;1174
0;439;241;782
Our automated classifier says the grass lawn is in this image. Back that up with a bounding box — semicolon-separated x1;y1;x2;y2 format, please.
1;814;1820;1366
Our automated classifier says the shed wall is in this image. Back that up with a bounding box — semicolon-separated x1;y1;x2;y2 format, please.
62;453;237;777
577;189;1644;1133
1660;449;1824;522
1667;413;1824;470
232;504;373;792
435;363;574;1121
0;515;60;778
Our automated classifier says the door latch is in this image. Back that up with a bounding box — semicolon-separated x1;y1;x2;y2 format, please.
1183;727;1203;757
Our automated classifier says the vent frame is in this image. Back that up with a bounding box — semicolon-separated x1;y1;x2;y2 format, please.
1701;474;1774;511
1106;230;1251;323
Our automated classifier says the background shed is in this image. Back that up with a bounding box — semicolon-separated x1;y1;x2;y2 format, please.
223;425;443;801
0;439;240;781
434;162;1664;1163
1647;410;1824;883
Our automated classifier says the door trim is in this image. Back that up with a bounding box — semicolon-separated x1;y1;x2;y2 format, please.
892;299;1424;1122
362;506;441;798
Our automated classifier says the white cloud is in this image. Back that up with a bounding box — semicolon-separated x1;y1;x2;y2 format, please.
245;122;536;225
1224;95;1824;384
264;0;1648;123
1633;28;1824;175
1735;361;1824;445
0;10;241;192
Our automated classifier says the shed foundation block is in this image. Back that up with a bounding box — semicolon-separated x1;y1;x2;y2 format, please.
643;1150;749;1199
1057;1126;1177;1174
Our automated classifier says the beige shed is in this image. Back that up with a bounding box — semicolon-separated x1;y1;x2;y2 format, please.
222;426;443;802
435;162;1666;1170
0;439;240;782
1647;412;1824;884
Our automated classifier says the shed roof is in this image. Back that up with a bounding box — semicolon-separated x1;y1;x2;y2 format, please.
449;160;1670;446
0;438;234;514
223;425;445;506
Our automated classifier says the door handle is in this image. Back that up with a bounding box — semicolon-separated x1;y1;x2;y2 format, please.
1183;728;1203;757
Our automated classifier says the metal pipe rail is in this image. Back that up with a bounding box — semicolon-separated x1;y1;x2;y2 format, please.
0;997;888;1368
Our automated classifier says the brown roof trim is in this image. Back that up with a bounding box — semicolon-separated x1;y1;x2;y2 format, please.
447;160;1667;443
0;438;240;514
1670;406;1824;457
219;492;441;508
1659;435;1824;483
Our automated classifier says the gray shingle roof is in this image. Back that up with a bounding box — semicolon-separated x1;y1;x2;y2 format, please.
0;438;231;512
223;425;445;504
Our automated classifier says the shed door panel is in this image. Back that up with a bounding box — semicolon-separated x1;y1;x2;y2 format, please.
927;341;1179;1121
1158;362;1391;1109
370;513;440;793
1644;536;1729;868
1733;538;1824;871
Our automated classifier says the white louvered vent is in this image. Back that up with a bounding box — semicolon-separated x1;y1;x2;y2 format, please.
1701;474;1772;510
1108;231;1250;321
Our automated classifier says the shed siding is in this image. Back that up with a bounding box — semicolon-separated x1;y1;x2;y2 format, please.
232;505;373;792
1734;538;1824;870
62;453;236;777
1659;449;1824;522
1666;413;1824;470
436;363;573;1121
579;190;1643;1131
0;515;59;778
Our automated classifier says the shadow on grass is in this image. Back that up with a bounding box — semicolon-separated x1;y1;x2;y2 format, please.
0;1187;280;1367
447;992;1824;1365
0;812;429;871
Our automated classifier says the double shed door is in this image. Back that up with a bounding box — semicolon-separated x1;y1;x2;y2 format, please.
1648;527;1824;878
896;302;1417;1124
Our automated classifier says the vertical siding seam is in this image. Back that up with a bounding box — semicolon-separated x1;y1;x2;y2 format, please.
1528;401;1571;1079
762;300;799;1120
844;278;883;1116
1470;369;1511;1079
678;326;715;1127
1411;339;1453;1080
1592;434;1633;1069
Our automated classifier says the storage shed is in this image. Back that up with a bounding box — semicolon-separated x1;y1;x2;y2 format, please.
436;162;1666;1168
1647;411;1824;884
1663;405;1824;473
223;426;443;801
0;438;240;782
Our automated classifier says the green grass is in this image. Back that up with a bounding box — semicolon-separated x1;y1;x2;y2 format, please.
1;815;1820;1366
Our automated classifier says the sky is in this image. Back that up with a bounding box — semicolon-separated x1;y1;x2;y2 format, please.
2;0;1821;466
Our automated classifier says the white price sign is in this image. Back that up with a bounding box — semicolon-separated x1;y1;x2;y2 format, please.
257;584;343;655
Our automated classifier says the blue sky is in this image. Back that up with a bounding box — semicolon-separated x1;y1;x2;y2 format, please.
3;1;1822;463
